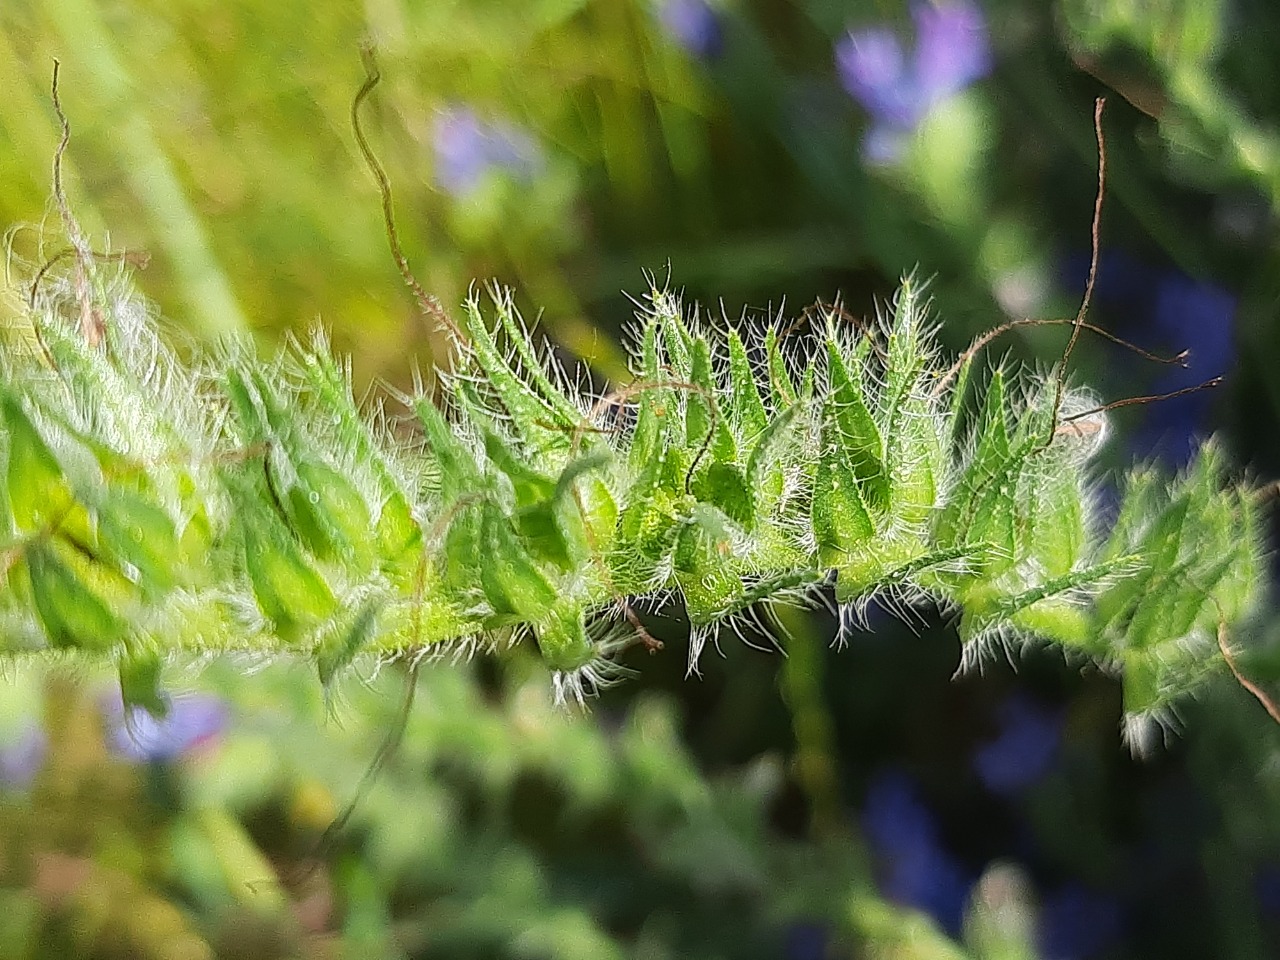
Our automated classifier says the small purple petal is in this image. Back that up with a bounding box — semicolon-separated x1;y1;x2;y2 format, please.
863;769;938;852
0;721;46;789
861;769;972;935
660;0;724;60
483;121;542;178
912;0;993;105
433;106;543;197
433;107;491;195
106;693;227;763
973;693;1063;795
836;29;923;128
837;0;991;141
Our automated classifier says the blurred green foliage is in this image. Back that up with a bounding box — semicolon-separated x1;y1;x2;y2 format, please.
0;659;966;960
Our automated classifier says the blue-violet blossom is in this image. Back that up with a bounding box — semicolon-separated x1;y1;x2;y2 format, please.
861;768;972;935
836;1;992;163
659;0;724;59
973;692;1063;796
433;106;543;197
0;719;46;789
104;692;228;763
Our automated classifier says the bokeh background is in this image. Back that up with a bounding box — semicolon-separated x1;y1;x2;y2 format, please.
4;0;1280;957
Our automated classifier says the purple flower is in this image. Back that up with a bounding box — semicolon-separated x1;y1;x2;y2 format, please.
1037;883;1123;960
432;106;543;197
837;28;918;127
912;1;992;105
659;0;724;59
861;769;972;935
973;693;1063;795
836;1;992;163
104;692;227;763
0;720;46;789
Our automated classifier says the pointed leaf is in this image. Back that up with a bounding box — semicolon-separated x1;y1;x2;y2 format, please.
811;419;874;566
825;339;888;509
479;501;559;623
726;329;768;441
765;327;797;406
317;600;381;688
27;541;124;651
3;394;75;534
674;504;743;626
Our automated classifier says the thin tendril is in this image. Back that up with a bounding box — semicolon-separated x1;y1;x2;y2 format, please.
1060;377;1222;423
29;248;150;310
934;316;1187;398
1211;598;1280;725
1043;97;1107;451
49;60;104;347
352;44;461;341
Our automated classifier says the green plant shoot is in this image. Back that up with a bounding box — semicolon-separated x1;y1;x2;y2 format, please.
0;258;1265;736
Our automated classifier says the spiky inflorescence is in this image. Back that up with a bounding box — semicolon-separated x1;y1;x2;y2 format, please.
0;261;1263;729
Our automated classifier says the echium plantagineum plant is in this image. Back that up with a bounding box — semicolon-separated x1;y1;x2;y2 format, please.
0;235;1266;738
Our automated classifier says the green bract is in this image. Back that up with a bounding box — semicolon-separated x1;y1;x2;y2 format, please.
0;266;1264;728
